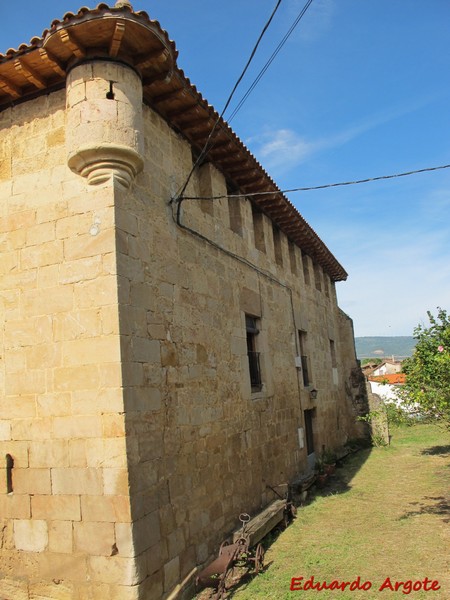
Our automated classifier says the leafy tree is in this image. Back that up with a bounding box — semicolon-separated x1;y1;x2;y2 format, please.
400;308;450;426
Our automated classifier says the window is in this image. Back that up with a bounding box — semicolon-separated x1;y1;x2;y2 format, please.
246;315;262;392
228;182;243;235
302;253;310;285
324;274;330;298
6;454;14;494
288;240;297;274
298;330;311;387
304;409;315;456
272;224;283;266
198;162;214;216
314;263;322;292
252;206;265;253
330;339;338;385
330;339;337;368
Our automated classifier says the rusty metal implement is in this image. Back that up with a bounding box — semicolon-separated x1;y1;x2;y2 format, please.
196;513;265;599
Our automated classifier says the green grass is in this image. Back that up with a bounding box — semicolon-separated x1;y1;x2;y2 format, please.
228;424;449;600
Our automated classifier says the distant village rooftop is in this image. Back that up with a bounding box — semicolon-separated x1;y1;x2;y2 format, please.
0;1;348;281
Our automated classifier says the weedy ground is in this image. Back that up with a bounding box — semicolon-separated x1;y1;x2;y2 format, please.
197;423;449;600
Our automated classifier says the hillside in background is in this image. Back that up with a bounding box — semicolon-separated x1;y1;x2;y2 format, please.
355;336;416;359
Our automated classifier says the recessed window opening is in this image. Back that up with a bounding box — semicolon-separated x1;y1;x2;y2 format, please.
227;182;243;235
106;81;115;100
272;224;283;266
6;454;14;494
324;274;330;298
330;339;337;368
314;263;322;292
302;253;310;285
252;205;265;253
288;240;297;274
330;339;339;385
246;315;262;392
304;409;315;456
298;330;311;387
198;161;214;216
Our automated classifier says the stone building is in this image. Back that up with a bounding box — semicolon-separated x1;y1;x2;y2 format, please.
0;3;364;598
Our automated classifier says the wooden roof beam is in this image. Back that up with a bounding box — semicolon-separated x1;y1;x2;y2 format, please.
14;59;47;89
219;156;247;169
166;103;199;120
135;48;170;70
109;22;126;57
258;199;283;210
182;117;211;131
142;70;172;87
226;165;257;176
58;29;86;59
208;143;240;160
0;74;22;99
203;136;229;149
151;87;184;105
39;48;66;77
234;173;265;186
243;178;271;191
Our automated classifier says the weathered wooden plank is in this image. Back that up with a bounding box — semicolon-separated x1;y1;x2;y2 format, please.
232;500;285;547
291;473;316;492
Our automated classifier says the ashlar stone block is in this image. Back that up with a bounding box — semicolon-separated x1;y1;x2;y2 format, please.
74;521;115;556
14;519;48;552
31;494;81;521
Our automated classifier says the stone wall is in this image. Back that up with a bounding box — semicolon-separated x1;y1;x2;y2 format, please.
116;103;364;596
0;91;136;599
0;76;363;598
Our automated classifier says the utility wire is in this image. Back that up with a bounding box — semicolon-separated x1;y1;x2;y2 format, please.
173;0;284;202
228;0;315;124
180;163;450;201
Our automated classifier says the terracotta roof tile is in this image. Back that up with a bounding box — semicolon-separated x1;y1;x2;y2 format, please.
368;374;406;384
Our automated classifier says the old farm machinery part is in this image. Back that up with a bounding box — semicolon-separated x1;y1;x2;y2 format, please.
266;483;298;527
196;513;265;599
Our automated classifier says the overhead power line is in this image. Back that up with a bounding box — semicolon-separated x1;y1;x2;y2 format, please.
173;0;284;202
179;163;450;201
228;0;315;123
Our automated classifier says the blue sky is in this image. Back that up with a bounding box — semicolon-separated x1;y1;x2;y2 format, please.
3;1;450;337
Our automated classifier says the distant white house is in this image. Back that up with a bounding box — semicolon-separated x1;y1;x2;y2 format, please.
372;360;403;377
368;373;406;407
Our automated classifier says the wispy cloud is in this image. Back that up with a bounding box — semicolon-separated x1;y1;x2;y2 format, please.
247;96;440;175
247;129;314;171
285;0;336;43
332;219;450;336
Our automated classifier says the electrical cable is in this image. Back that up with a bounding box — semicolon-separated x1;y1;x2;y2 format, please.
179;163;450;202
227;0;315;124
172;0;284;203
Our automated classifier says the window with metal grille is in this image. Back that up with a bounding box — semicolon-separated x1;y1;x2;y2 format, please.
246;315;262;392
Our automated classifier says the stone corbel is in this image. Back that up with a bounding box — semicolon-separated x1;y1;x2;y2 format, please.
67;143;144;189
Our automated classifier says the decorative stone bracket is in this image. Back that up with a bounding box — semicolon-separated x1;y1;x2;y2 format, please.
68;143;144;188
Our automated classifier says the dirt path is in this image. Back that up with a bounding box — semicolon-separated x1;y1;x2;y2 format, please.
228;424;449;599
